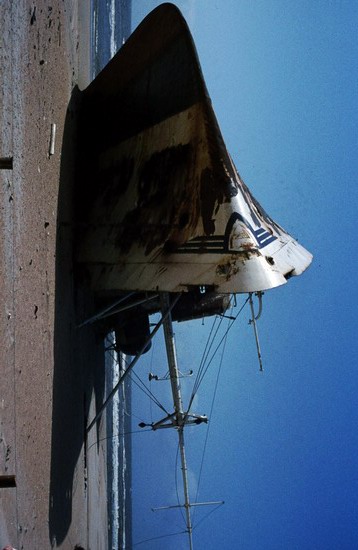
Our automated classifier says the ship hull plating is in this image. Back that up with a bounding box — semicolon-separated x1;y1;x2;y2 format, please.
76;4;312;295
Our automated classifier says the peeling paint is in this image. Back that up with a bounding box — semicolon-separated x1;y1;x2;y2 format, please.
75;3;312;294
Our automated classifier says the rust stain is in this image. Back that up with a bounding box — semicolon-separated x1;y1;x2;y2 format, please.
216;259;240;281
199;167;221;235
198;100;283;239
198;102;241;236
99;156;135;208
114;143;201;256
241;243;257;251
215;252;259;282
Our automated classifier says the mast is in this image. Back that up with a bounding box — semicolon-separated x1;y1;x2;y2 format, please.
138;292;223;548
160;293;194;549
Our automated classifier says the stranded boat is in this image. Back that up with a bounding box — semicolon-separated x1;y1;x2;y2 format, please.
77;3;311;300
77;4;312;548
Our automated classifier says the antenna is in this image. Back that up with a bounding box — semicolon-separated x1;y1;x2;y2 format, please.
248;292;264;372
149;369;193;381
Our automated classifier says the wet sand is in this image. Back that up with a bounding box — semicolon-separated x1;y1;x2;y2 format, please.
1;2;108;548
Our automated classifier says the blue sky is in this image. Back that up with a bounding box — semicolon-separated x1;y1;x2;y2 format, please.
128;2;358;549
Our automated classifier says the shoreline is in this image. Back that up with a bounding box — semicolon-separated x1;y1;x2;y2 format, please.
0;2;109;548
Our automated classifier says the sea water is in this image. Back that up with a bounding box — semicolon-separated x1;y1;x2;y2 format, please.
91;0;132;77
105;335;132;550
91;2;132;549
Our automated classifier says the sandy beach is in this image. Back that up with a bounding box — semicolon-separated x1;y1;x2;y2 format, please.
1;2;108;548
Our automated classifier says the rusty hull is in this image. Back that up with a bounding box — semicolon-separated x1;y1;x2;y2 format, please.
76;4;312;294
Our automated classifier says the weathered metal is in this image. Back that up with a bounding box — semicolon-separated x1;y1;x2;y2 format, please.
76;4;312;295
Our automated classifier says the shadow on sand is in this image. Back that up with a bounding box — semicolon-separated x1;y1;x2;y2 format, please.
48;87;106;547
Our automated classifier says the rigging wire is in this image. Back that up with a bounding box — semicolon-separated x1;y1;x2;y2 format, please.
87;428;152;452
129;530;187;548
190;314;222;401
191;314;224;395
104;297;249;546
175;438;187;526
192;501;225;532
192;307;231;524
107;348;170;417
129;368;169;416
187;296;250;415
185;296;249;528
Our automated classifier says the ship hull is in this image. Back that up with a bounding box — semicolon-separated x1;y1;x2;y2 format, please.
76;3;312;295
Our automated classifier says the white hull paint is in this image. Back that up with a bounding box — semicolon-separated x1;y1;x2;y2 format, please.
77;4;312;295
